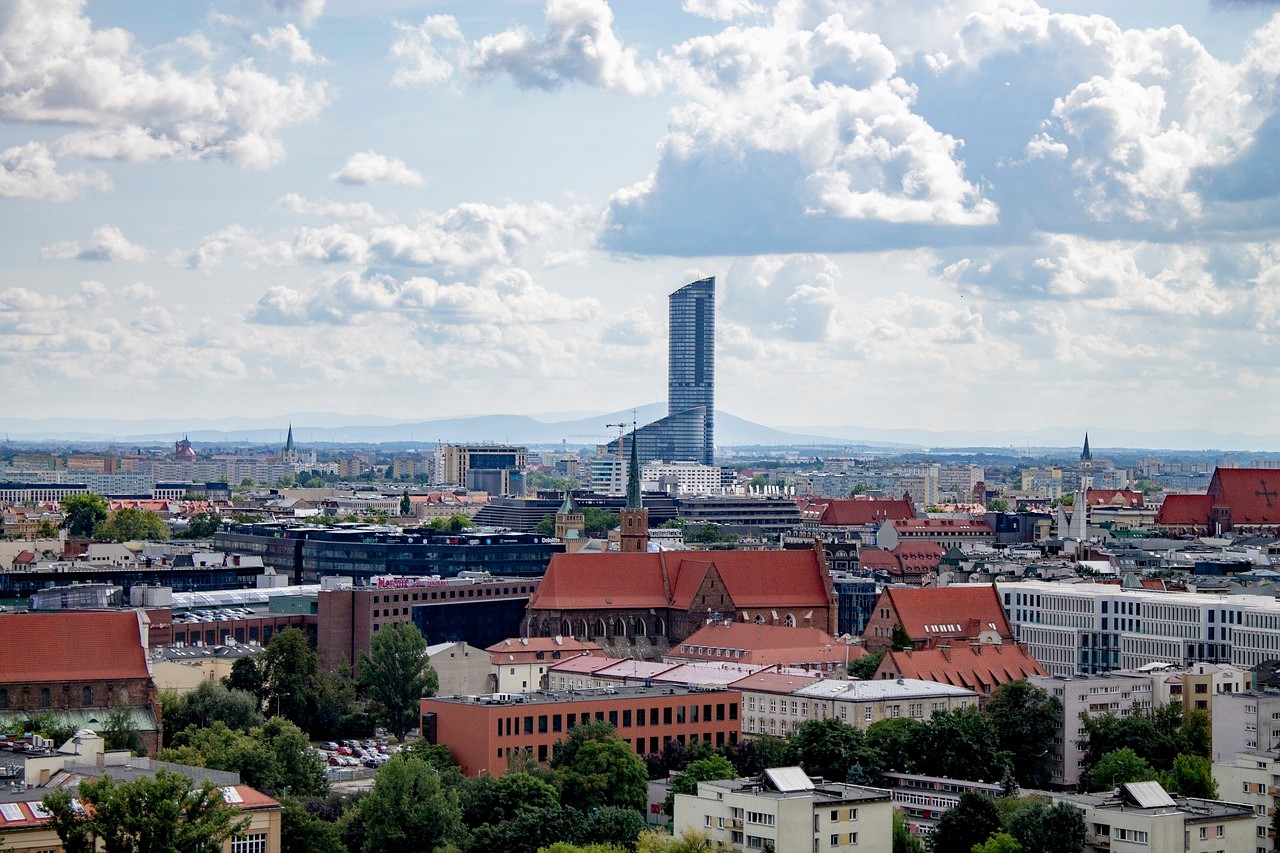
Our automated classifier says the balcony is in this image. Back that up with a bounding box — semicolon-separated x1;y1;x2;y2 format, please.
1085;833;1111;849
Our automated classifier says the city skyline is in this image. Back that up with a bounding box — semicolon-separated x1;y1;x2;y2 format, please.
3;1;1279;437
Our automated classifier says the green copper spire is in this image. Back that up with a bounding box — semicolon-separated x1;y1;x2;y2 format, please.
285;423;295;452
625;433;642;509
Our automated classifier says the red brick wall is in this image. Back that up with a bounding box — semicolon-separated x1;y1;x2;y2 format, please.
421;690;741;776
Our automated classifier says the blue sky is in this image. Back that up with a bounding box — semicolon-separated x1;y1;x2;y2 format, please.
3;0;1280;442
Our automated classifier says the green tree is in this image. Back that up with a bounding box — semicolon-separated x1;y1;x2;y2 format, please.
535;513;557;535
720;734;791;777
916;706;1010;783
279;794;346;853
892;808;924;853
427;513;473;532
636;829;732;852
664;755;737;815
103;695;144;755
542;844;626;853
359;621;438;741
161;718;327;798
686;523;727;544
182;512;222;538
262;627;319;729
400;490;412;515
984;680;1062;788
985;499;1010;513
36;519;61;538
847;650;885;680
787;718;868;782
930;791;1002;853
43;770;248;853
972;832;1022;853
223;656;267;703
169;680;264;737
585;806;648;851
95;507;170;542
1161;753;1218;799
1005;799;1086;853
61;493;108;537
552;720;648;812
583;507;620;533
890;622;913;651
476;804;589;853
339;755;463;853
1078;702;1209;780
462;772;560;829
865;718;926;775
1081;747;1157;791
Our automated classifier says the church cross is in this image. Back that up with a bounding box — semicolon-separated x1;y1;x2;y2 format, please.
1258;479;1279;509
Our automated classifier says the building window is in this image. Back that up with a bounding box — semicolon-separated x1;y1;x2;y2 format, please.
82;686;93;706
40;687;51;708
230;834;268;853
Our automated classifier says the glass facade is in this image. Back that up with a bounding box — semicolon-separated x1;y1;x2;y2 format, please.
668;277;715;465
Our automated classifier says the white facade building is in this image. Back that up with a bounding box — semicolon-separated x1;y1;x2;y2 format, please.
978;581;1278;677
641;461;725;497
675;768;893;853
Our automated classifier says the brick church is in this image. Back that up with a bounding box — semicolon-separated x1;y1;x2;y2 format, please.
1156;467;1280;535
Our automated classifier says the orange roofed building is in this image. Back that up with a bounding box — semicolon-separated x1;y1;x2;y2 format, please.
666;622;862;673
861;585;1014;654
523;543;837;656
1155;467;1280;535
0;611;162;754
872;643;1046;697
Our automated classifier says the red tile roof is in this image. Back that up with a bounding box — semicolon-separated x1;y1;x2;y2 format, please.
729;670;825;695
1086;489;1145;508
876;643;1046;694
1154;493;1214;526
893;542;946;576
485;637;603;663
857;549;899;571
0;611;149;683
530;549;831;611
879;585;1013;642
1209;468;1280;525
819;499;915;527
672;623;861;667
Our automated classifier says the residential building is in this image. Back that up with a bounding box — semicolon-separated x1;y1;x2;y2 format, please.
861;585;1013;654
1029;673;1158;788
875;518;995;552
872;642;1046;697
642;461;726;497
1053;781;1254;853
1211;691;1280;762
0;729;282;853
1211;750;1280;850
487;637;604;693
667;622;861;672
882;771;1002;836
741;678;978;737
427;641;491;697
420;685;741;775
673;767;892;853
729;670;826;737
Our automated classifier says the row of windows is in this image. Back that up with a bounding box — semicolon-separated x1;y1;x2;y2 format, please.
371;585;534;605
0;685;130;709
494;703;738;738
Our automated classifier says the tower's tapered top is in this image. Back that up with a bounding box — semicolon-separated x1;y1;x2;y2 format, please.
625;434;642;510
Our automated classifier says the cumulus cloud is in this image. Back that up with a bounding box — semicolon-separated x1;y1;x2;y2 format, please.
683;0;765;21
390;15;465;87
0;142;111;201
277;193;390;225
40;225;149;262
603;11;997;254
467;0;662;94
250;267;601;327
252;24;327;64
721;255;840;341
186;201;558;273
265;0;324;26
0;0;329;171
330;151;424;187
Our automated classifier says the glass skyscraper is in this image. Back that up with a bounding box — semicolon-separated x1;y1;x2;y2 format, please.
606;276;716;468
668;276;715;465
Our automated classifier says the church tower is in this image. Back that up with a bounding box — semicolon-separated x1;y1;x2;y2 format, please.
283;423;298;465
554;490;586;552
619;435;649;553
1081;433;1092;462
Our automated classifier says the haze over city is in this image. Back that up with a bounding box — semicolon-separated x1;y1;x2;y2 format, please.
4;0;1280;446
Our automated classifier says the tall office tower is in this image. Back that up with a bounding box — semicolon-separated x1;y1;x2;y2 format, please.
668;277;715;466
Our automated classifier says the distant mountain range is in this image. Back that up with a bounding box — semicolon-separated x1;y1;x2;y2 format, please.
0;409;1277;452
